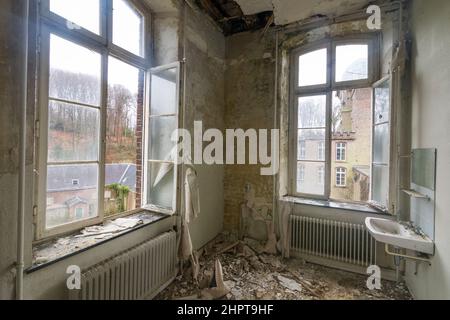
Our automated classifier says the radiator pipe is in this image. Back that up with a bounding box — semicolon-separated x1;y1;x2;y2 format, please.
16;0;30;300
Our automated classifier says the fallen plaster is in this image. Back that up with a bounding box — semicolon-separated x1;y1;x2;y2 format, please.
32;212;165;267
157;232;412;300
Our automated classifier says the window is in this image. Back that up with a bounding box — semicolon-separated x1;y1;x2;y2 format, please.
290;36;382;206
318;141;325;161
336;142;346;161
336;168;347;187
37;0;151;239
318;166;325;185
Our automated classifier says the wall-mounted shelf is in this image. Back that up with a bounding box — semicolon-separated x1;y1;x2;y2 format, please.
402;189;430;201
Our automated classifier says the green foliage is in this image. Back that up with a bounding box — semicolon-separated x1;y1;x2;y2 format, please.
106;183;130;212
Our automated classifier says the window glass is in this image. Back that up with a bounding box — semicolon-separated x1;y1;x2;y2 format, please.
113;0;144;57
105;57;143;216
49;34;102;106
298;48;327;87
50;0;100;34
336;168;347;187
296;162;325;196
335;44;369;82
46;164;98;228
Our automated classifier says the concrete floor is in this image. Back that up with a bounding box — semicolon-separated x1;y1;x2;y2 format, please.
157;233;412;300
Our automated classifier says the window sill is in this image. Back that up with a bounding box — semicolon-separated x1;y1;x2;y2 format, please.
27;211;170;274
281;196;389;215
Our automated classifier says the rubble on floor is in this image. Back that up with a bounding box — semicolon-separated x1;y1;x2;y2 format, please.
157;232;412;300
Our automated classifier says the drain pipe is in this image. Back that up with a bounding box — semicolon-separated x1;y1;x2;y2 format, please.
16;0;30;300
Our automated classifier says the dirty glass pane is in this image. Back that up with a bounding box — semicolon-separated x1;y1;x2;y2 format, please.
50;0;100;34
105;57;142;216
335;44;368;82
49;34;101;106
298;48;327;87
373;123;389;163
46;164;98;228
48;101;99;162
298;95;326;128
151;68;178;116
147;162;174;210
297;161;325;196
374;80;390;124
113;0;144;57
149;116;177;161
372;165;389;208
298;129;326;161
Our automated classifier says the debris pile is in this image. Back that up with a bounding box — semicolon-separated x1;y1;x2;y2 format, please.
157;232;412;300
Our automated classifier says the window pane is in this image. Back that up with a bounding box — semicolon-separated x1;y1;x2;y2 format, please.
147;162;174;210
298;48;327;87
374;81;390;124
373;123;389;163
105;57;143;216
151;69;178;115
335;44;368;82
297;161;325;196
372;165;389;207
50;0;100;34
49;34;101;106
46;164;98;228
298;95;326;128
298;129;325;161
149;116;177;161
48;101;99;162
331;89;372;202
113;0;144;57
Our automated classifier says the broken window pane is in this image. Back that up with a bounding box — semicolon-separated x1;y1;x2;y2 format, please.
298;48;327;87
149;116;177;161
46;164;99;229
49;34;102;107
335;44;369;82
147;162;175;210
113;0;144;57
50;0;100;34
48;101;99;163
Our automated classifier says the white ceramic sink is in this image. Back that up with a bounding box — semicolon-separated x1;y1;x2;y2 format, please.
365;217;434;255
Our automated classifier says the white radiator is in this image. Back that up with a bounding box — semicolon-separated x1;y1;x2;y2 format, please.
70;231;177;300
290;216;377;267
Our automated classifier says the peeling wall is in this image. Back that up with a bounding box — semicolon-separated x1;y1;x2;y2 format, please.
183;4;226;249
224;31;276;230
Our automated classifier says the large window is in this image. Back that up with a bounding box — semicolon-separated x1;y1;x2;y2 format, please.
37;0;152;239
290;35;386;208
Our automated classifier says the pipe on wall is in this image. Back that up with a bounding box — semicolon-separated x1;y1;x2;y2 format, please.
16;0;30;300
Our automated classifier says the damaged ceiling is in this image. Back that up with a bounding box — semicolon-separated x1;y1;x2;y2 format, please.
197;0;373;35
195;0;274;36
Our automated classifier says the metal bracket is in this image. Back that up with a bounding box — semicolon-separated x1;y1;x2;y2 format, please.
385;243;432;267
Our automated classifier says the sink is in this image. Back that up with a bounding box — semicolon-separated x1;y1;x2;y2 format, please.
365;217;434;255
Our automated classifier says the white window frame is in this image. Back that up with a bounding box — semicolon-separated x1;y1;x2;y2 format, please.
318;141;325;161
289;34;380;201
336;142;347;161
35;0;152;240
142;62;181;216
336;167;347;187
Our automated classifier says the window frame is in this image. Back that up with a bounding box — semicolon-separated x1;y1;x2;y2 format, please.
335;167;347;187
35;0;152;240
142;62;181;216
336;142;347;161
289;34;380;202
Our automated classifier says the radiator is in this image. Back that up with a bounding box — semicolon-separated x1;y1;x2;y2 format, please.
70;231;177;300
290;216;377;266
